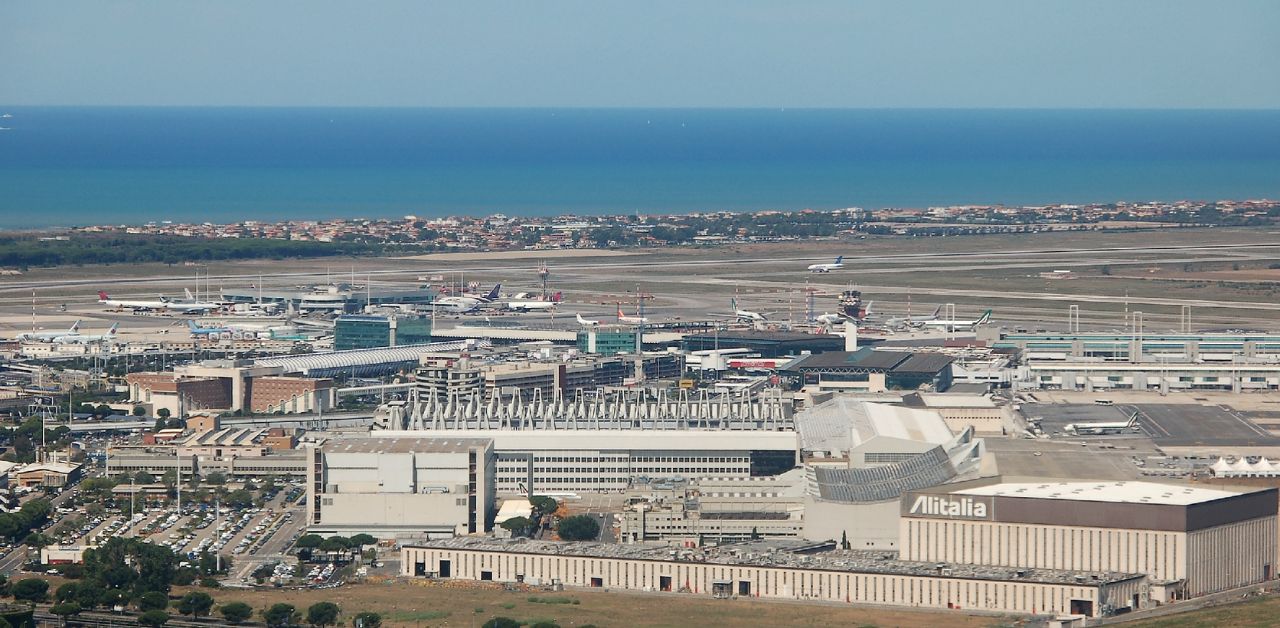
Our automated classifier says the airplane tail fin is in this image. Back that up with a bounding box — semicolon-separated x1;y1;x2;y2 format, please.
107;323;119;335
187;320;199;331
98;291;109;301
69;320;81;332
978;310;993;324
552;291;563;303
731;297;738;311
485;284;501;301
834;255;843;264
861;301;873;318
931;305;943;318
184;288;194;300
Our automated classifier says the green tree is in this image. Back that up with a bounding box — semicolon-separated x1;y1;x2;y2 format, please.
220;601;254;624
138;610;170;627
11;578;49;602
224;489;254;508
137;591;169;612
499;516;531;536
318;536;351;553
348;533;376;548
156;408;171;419
134;470;156;484
351;612;382;628
482;618;521;628
0;574;9;596
530;622;560;628
556;515;600;541
307;601;340;627
204;472;227;485
263;602;300;627
49;601;81;625
528;496;558;517
132;406;148;417
55;582;79;603
295;534;324;549
177;590;215;618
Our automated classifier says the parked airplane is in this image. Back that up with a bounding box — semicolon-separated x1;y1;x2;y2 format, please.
1064;412;1141;435
434;283;502;313
54;323;118;344
884;305;944;329
814;301;874;326
180;288;226;309
807;255;844;273
504;292;562;313
15;320;80;342
919;309;993;331
730;297;768;322
616;304;650;324
576;313;600;327
98;291;217;313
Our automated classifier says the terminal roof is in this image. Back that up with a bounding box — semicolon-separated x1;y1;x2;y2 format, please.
955;481;1241;506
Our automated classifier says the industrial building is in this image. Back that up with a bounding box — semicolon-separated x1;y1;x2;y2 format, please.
126;362;335;415
992;331;1280;362
1021;361;1280;393
900;392;1011;435
334;314;432;351
371;429;798;495
681;330;850;358
306;437;495;539
402;537;1148;618
620;470;807;543
899;481;1279;600
784;348;955;393
795;398;989;549
221;283;436;313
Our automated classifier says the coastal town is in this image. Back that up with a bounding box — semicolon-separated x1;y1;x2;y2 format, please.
71;198;1280;251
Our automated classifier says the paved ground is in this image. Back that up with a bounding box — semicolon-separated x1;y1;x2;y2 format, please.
1130;403;1277;447
985;438;1148;480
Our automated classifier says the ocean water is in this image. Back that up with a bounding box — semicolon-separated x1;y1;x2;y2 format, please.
0;107;1278;229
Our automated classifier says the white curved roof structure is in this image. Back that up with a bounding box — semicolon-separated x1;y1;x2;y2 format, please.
253;339;490;377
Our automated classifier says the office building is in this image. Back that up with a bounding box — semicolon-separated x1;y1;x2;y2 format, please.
306;437;495;539
334;314;432;351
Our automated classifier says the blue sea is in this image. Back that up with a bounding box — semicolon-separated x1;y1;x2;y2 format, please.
0;107;1278;229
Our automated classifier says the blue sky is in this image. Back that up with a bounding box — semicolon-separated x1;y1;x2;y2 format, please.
3;1;1277;108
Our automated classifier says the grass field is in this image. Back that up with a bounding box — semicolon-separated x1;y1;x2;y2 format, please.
1125;595;1280;628
181;579;1013;628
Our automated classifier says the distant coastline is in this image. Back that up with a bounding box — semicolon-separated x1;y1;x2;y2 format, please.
1;107;1278;229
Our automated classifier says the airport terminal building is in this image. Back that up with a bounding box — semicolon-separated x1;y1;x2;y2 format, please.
900;481;1279;599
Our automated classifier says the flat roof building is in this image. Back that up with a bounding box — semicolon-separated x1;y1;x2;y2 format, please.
403;537;1148;619
900;480;1279;600
785;348;955;393
306;437;495;540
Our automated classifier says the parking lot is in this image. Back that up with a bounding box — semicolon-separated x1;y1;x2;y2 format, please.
39;478;309;579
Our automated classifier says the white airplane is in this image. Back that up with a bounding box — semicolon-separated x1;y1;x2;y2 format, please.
15;320;80;342
617;304;649;324
1065;412;1141;436
730;297;767;322
98;291;217;314
919;309;993;331
504;292;562;313
815;301;874;326
433;284;501;314
54;323;118;344
807;255;844;273
576;313;600;327
180;288;226;309
884;305;944;329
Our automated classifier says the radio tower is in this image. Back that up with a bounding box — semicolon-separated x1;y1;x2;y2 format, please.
538;261;551;300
